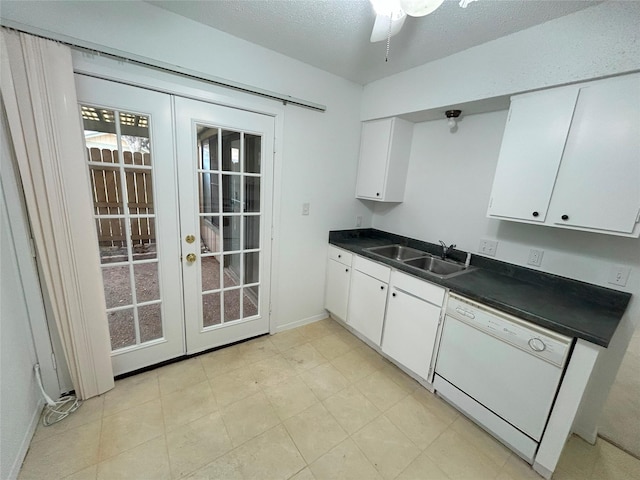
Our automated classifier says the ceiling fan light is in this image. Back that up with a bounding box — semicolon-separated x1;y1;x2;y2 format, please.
399;0;445;17
370;0;404;19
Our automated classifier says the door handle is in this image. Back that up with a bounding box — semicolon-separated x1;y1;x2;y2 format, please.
186;253;197;263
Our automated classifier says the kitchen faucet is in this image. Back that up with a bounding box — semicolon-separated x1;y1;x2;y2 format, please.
439;240;456;260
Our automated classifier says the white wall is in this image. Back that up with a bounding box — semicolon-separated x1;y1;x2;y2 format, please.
0;0;372;329
0;114;42;480
362;1;640;120
372;110;640;439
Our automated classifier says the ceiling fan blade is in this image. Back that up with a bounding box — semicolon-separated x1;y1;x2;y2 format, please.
370;13;406;43
400;0;444;17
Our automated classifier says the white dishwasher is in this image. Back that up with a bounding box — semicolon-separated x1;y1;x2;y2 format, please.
434;293;572;463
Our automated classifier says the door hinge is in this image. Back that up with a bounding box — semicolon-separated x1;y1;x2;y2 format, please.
51;352;57;370
29;238;36;258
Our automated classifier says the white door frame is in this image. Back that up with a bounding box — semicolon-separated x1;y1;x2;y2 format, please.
71;52;285;338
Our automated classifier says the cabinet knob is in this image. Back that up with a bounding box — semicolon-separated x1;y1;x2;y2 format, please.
561;214;569;221
380;285;384;290
338;254;341;258
376;192;380;197
392;292;396;297
532;211;539;218
345;268;349;272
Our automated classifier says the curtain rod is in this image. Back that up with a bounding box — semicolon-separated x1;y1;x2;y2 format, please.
0;20;327;112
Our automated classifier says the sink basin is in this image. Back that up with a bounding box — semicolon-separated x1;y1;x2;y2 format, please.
403;256;474;279
366;245;428;261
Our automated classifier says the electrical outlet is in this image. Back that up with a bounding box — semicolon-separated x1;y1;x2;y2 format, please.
608;265;631;287
302;202;310;216
527;249;544;267
356;216;363;227
479;239;498;257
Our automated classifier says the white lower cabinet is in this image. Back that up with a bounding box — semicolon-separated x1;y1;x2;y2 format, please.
347;255;391;346
382;271;445;380
326;246;447;382
324;246;353;321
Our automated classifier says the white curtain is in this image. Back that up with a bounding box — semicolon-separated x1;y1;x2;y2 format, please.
0;28;114;399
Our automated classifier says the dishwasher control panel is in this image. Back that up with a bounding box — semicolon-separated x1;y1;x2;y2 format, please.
446;295;572;367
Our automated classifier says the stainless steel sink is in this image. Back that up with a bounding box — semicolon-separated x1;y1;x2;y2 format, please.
403;256;474;279
366;244;474;279
365;245;428;261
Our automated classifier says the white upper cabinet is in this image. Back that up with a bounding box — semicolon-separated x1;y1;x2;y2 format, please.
356;117;413;202
487;88;579;222
488;73;640;237
546;76;640;234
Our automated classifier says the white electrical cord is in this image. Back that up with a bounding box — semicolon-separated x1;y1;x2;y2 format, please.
34;364;80;426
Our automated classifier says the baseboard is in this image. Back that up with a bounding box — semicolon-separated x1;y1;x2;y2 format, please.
573;424;598;445
274;312;329;333
597;433;640;460
533;461;553;480
8;401;43;480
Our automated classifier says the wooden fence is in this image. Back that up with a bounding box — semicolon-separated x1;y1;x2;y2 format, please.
87;147;155;248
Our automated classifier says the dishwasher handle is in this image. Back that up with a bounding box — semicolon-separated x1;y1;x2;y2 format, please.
455;306;475;319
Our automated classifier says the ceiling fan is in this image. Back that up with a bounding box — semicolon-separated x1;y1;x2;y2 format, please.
370;0;478;43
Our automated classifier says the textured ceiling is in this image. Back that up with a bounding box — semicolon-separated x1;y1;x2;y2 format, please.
148;0;602;85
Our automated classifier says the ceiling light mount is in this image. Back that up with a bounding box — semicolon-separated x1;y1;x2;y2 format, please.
446;109;462;129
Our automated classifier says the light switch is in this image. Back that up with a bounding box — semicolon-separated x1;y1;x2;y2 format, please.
302;202;310;216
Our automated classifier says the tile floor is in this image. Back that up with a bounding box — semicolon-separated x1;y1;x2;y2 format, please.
19;318;640;480
599;328;640;458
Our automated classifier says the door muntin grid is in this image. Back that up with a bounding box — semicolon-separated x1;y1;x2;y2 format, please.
197;125;262;329
81;105;164;352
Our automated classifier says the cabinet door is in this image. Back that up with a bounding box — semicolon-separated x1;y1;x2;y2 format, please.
324;258;351;321
382;288;441;379
356;119;391;200
347;269;388;345
547;75;640;234
488;88;579;222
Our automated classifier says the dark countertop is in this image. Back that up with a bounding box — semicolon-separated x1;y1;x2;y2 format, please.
329;229;631;348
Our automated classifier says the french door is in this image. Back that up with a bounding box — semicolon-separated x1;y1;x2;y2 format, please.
74;76;274;375
176;97;273;354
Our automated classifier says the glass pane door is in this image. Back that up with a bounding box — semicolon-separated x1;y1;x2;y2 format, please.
82;106;163;349
75;75;184;375
176;97;274;354
198;127;261;327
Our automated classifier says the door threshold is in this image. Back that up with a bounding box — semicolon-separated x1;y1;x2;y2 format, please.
114;332;269;381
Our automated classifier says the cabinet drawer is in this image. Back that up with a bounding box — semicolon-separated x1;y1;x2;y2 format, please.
391;270;445;306
328;246;352;266
354;255;391;283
